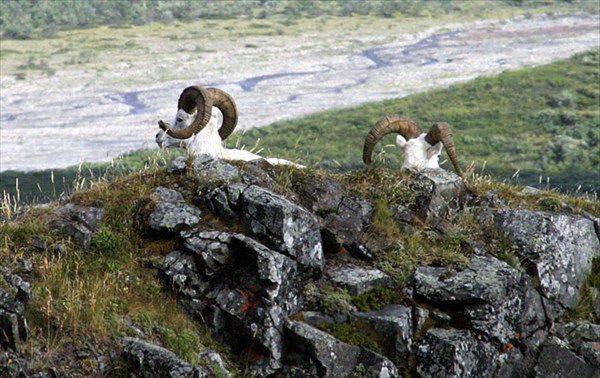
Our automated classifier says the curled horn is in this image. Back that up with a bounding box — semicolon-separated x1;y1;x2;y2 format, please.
425;122;465;178
159;85;213;139
363;115;423;164
207;88;238;140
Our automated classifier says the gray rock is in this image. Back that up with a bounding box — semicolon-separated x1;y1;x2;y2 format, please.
168;231;303;374
551;321;600;349
319;194;373;252
163;250;210;298
496;347;528;378
354;304;413;356
328;264;394;296
416;328;498;378
149;202;201;233
494;209;600;310
302;311;336;327
579;341;600;368
409;169;468;220
284;320;361;377
534;343;597;378
358;348;400;378
48;203;104;249
192;154;240;184
412;254;545;342
168;155;187;174
0;288;28;351
182;231;233;277
240;185;323;273
151;186;185;203
198;350;232;377
122;337;211;377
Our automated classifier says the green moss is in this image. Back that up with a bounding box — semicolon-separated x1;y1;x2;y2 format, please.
304;283;355;315
321;320;383;354
351;287;406;312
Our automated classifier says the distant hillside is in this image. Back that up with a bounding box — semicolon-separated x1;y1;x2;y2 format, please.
234;48;600;194
1;0;597;39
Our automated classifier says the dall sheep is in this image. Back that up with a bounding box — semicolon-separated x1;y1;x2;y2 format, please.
363;115;465;178
156;85;303;167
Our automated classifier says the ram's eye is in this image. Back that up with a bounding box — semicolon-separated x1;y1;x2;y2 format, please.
176;117;183;123
437;155;441;158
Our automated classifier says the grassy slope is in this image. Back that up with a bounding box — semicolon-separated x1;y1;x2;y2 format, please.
2;50;599;203
233;49;600;193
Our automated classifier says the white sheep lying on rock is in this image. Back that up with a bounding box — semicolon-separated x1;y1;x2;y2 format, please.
362;115;465;178
156;85;303;167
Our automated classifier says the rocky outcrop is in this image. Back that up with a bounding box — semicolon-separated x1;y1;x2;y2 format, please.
239;185;324;273
494;210;600;313
409;169;469;220
416;328;499;378
13;155;600;377
283;320;399;377
148;187;202;233
412;254;546;343
163;230;303;375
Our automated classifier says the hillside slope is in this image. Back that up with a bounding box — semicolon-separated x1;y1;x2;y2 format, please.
1;154;598;376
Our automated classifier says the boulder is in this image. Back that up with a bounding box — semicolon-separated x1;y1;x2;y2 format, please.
283;320;399;378
147;187;201;235
168;155;187;174
151;186;185;203
165;231;303;374
122;337;211;377
534;342;597;378
328;265;394;296
353;304;413;356
239;185;323;273
416;328;498;378
494;210;600;310
412;254;545;342
192;154;240;184
48;203;104;249
409;169;468;220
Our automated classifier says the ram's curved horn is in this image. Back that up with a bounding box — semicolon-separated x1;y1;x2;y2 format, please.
159;85;213;139
363;115;423;164
207;88;238;140
425;122;465;178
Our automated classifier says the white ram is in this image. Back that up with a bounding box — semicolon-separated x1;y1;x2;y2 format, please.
362;115;465;177
156;85;303;167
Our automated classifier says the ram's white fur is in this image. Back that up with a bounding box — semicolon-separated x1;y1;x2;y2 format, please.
156;108;304;168
395;134;443;170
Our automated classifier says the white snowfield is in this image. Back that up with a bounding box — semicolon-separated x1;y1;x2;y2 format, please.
0;12;598;171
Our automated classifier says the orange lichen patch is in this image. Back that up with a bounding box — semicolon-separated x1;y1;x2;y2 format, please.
501;343;513;353
238;288;260;314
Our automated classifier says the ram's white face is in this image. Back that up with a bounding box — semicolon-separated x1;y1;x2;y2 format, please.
155;109;195;149
155;109;196;149
396;134;443;170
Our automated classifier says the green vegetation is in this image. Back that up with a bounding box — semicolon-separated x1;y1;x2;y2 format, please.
0;166;233;374
2;0;596;40
236;49;600;194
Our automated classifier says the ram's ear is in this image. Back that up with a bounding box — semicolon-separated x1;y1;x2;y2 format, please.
396;135;408;149
427;142;443;159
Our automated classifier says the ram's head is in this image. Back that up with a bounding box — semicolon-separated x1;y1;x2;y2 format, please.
363;115;465;177
155;85;238;148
